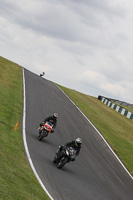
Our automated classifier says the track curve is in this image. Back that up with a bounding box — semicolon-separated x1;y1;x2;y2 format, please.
24;68;133;200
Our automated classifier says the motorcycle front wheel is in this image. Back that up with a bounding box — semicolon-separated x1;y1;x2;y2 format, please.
56;157;68;169
38;130;48;141
38;135;43;141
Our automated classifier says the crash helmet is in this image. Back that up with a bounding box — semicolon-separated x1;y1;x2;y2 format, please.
75;138;82;147
53;113;58;118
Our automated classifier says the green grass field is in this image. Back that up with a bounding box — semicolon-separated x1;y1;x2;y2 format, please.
0;57;50;200
0;56;133;199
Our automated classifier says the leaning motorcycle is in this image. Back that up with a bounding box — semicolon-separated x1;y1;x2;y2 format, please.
53;147;77;169
38;122;53;141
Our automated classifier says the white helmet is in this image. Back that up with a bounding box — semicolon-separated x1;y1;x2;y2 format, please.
53;113;58;118
75;138;82;146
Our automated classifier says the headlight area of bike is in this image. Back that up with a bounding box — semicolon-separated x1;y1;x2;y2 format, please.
44;124;52;131
44;126;49;130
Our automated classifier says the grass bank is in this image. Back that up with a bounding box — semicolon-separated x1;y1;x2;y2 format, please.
57;84;133;175
0;57;50;200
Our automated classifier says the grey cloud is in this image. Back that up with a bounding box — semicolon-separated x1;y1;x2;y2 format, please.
68;0;127;17
0;0;15;13
116;33;129;42
0;0;127;48
57;0;127;31
0;1;82;42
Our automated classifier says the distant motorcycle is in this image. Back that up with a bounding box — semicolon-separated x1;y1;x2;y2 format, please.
38;122;53;141
53;146;77;169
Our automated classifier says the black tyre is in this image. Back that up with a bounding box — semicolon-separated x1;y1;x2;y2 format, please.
38;130;48;141
53;155;57;163
56;157;68;169
38;135;43;141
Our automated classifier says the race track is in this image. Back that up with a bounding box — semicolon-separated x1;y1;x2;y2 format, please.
23;68;133;200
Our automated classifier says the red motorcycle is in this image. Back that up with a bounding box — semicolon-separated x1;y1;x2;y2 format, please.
38;122;53;141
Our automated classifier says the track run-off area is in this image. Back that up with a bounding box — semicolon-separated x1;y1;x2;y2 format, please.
22;68;133;200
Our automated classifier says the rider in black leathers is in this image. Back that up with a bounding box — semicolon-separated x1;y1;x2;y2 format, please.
56;138;82;160
39;113;58;132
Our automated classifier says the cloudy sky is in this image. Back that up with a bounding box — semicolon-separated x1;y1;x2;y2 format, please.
0;0;133;103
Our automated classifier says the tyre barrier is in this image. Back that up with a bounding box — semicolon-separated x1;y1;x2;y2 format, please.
98;96;133;120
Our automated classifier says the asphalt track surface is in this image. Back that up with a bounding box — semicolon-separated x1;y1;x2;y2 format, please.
24;69;133;200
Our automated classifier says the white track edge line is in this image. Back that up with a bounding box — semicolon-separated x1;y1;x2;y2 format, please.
56;85;133;180
22;68;55;200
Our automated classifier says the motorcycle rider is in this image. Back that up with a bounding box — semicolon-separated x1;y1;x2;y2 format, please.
39;113;58;133
56;138;82;161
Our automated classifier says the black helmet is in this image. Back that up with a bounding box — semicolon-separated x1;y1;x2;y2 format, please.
53;113;58;118
75;138;82;147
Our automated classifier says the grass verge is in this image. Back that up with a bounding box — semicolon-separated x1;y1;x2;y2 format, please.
57;84;133;175
0;56;50;200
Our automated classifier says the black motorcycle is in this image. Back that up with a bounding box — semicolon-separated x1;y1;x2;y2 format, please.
38;122;53;141
53;146;77;169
